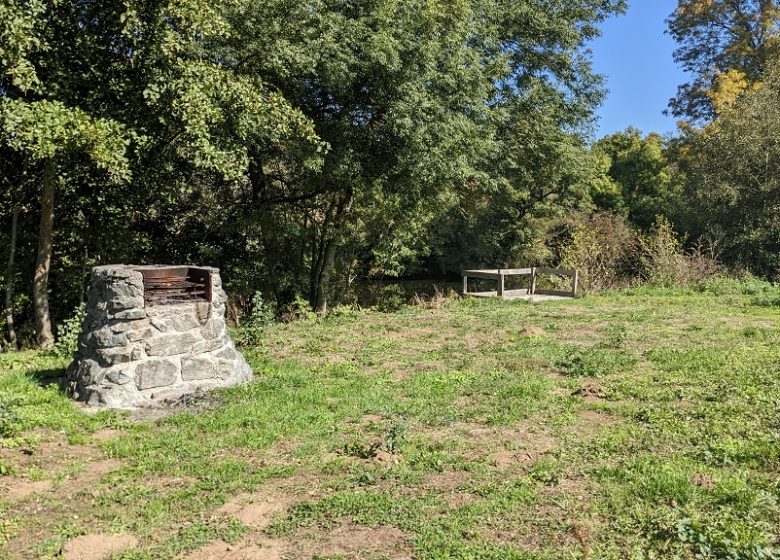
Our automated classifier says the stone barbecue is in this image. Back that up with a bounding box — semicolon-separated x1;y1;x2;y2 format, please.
67;265;253;409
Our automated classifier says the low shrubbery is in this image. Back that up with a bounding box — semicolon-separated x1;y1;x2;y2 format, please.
52;303;86;359
559;213;727;293
234;292;277;347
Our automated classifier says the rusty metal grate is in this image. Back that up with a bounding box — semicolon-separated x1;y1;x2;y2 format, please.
137;267;211;306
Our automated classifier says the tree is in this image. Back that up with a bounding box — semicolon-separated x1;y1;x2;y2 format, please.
667;0;780;121
679;61;780;277
593;128;682;230
229;0;624;310
0;102;129;347
1;0;320;345
1;0;627;340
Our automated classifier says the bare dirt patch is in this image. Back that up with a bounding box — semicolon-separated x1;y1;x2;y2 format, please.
0;431;124;496
421;421;559;473
692;473;717;489
0;477;53;501
289;523;411;560
90;428;121;442
488;431;557;470
67;458;124;485
0;432;96;474
216;493;290;531
358;413;385;426
565;409;619;440
61;533;138;560
423;470;476;507
183;539;283;560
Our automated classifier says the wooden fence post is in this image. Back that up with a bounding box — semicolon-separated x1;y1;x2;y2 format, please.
462;274;468;296
530;267;537;295
572;271;579;297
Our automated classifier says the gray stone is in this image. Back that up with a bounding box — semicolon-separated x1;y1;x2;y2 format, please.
215;347;237;361
150;315;201;333
106;279;143;299
145;332;201;357
127;326;157;343
181;355;219;381
200;318;225;339
71;359;104;387
94;346;138;367
84;382;142;409
214;359;240;380
192;339;225;355
110;321;133;333
110;307;146;320
108;294;145;312
135;359;179;390
86;328;129;349
193;302;211;320
106;367;134;385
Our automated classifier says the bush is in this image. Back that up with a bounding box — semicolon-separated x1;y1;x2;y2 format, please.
0;397;23;439
374;284;406;313
412;285;457;310
559;213;723;293
279;295;317;322
639;216;686;287
235;292;276;347
52;303;86;358
560;212;639;292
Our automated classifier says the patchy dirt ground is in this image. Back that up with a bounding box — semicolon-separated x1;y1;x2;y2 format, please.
2;292;780;558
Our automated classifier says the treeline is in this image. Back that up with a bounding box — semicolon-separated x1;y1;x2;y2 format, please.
1;0;779;349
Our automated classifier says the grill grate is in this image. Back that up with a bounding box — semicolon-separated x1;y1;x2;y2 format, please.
137;267;211;306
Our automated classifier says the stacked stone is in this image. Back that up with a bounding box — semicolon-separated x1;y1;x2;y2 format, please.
67;265;253;409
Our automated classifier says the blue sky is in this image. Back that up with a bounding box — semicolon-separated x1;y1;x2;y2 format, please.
590;0;689;138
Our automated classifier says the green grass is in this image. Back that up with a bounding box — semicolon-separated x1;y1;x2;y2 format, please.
1;286;779;559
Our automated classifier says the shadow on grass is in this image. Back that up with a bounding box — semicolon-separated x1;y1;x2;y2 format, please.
29;367;67;388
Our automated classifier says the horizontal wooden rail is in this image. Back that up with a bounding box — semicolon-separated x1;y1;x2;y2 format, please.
535;267;577;276
462;266;579;299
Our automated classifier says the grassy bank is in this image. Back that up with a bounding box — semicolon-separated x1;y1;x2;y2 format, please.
1;283;779;559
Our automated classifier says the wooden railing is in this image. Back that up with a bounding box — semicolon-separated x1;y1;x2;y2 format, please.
461;267;578;298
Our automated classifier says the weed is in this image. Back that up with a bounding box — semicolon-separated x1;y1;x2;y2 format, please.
52;303;86;359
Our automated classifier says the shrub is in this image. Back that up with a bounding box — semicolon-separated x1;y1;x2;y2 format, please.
279;295;318;322
412;285;457;310
639;216;686;287
559;213;723;293
697;275;776;296
52;303;86;358
640;218;723;288
560;212;639;292
374;284;406;313
235;292;276;347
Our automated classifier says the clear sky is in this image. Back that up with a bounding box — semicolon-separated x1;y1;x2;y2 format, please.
590;0;689;138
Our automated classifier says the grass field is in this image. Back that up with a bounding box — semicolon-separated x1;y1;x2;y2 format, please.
1;280;779;559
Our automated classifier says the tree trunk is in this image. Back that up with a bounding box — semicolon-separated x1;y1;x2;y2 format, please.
315;234;339;314
4;206;19;351
309;203;336;307
34;160;56;348
314;191;353;314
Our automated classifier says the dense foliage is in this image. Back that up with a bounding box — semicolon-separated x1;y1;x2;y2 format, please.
667;0;780;121
678;61;780;277
1;0;626;345
1;0;780;348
